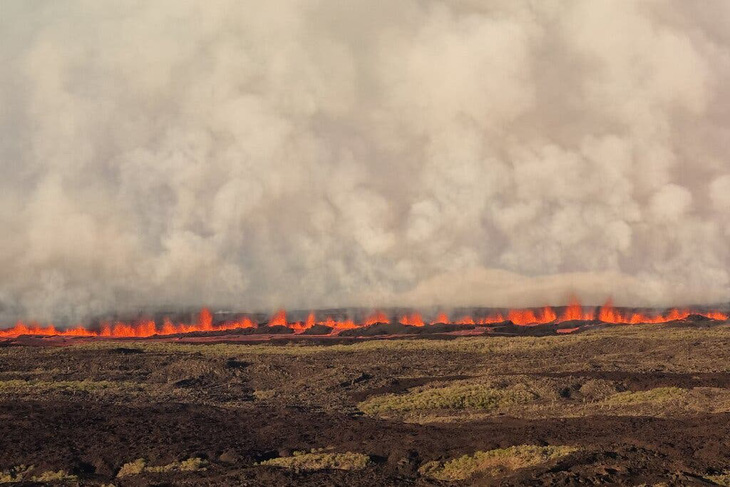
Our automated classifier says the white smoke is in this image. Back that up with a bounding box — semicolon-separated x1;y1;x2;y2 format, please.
1;0;729;322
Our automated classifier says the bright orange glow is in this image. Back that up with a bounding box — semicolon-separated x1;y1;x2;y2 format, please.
364;311;390;326
334;318;358;330
477;314;506;325
538;307;554;322
199;308;213;330
559;299;582;322
455;315;475;325
703;310;729;321
236;316;256;329
0;298;727;339
431;312;449;325
305;312;316;329
318;317;336;328
557;299;596;322
268;310;287;327
399;313;425;327
508;309;539;325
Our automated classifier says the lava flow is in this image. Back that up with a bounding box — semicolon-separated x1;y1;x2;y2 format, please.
0;299;727;339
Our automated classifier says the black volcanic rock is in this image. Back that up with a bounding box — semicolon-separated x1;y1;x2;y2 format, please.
162;325;295;338
665;314;727;328
340;323;412;336
256;325;294;335
340;323;475;337
416;323;475;334
684;314;721;322
301;325;334;335
556;320;601;329
489;321;556;336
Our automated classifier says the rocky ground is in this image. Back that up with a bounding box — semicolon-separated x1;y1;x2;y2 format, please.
2;322;730;485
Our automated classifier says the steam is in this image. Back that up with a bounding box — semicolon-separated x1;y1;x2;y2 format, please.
1;0;730;322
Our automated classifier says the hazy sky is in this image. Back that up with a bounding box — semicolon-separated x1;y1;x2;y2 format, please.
1;1;730;322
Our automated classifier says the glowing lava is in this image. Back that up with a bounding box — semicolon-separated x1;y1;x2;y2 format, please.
0;299;727;339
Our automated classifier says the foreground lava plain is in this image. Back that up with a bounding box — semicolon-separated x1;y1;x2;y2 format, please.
3;321;730;485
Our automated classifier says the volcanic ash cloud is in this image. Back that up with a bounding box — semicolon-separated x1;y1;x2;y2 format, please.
0;1;729;322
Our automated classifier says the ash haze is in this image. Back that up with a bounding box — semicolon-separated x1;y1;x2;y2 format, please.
1;1;730;323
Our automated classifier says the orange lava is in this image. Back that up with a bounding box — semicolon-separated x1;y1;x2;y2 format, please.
432;312;450;325
399;312;425;327
0;299;727;339
364;311;390;326
268;310;287;327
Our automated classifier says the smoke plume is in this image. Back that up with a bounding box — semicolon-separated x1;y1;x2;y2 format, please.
1;0;730;322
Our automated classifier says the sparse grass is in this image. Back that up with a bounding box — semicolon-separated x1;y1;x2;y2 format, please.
117;458;207;477
0;379;147;397
69;331;625;359
0;465;76;484
53;324;730;378
259;450;371;472
706;472;730;486
0;379;144;395
4;324;730;484
253;389;276;400
117;459;146;477
359;374;730;422
0;465;32;483
146;457;207;473
603;387;689;405
419;445;578;481
359;382;537;416
72;338;570;357
31;470;77;482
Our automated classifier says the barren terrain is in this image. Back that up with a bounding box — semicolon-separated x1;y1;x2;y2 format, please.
3;322;730;485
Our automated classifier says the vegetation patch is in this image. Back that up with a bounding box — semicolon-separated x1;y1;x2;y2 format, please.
117;457;207;477
603;387;689;405
419;445;578;481
30;470;78;482
706;472;730;486
359;382;537;416
253;389;276;400
0;379;143;394
259;450;371;472
0;465;76;484
0;465;32;483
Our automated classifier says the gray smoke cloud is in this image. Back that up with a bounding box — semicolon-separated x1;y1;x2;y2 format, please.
1;0;730;323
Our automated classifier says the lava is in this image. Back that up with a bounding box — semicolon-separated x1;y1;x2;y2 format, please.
268;310;287;327
432;312;450;325
399;313;425;327
0;299;727;339
365;311;390;326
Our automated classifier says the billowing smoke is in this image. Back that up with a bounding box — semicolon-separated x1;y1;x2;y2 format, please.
1;1;729;322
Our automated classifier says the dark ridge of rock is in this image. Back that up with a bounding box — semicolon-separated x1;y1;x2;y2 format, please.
339;323;415;336
555;320;603;329
253;325;295;335
160;325;295;338
415;323;476;333
489;321;559;336
682;313;722;322
339;323;475;337
301;324;334;335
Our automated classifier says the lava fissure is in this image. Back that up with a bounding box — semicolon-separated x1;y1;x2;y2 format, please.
0;300;727;339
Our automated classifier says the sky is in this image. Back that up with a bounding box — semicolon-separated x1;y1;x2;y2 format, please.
1;0;730;322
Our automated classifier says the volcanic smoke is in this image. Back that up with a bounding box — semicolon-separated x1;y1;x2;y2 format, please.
0;299;726;339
